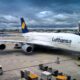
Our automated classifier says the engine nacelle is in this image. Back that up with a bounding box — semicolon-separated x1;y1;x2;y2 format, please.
0;44;6;50
22;44;33;54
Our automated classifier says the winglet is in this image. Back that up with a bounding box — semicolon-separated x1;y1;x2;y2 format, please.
21;17;29;33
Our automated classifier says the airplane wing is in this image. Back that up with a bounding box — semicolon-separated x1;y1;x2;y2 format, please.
27;38;52;47
0;40;26;43
0;38;51;46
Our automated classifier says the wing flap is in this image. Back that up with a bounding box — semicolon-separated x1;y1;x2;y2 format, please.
0;40;26;43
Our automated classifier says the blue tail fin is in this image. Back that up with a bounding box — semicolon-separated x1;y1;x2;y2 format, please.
21;18;29;33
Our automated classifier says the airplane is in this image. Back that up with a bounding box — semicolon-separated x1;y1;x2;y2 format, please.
0;18;80;56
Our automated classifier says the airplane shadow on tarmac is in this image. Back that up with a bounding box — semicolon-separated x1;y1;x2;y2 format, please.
34;45;80;59
0;45;79;59
0;49;23;55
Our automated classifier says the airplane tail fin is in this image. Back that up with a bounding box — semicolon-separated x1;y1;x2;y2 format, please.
21;17;29;33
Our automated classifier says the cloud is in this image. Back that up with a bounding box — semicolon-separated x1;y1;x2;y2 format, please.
36;11;53;18
27;19;39;26
35;11;80;26
0;12;80;29
0;0;80;28
54;14;69;20
0;15;20;29
3;15;17;21
0;15;19;23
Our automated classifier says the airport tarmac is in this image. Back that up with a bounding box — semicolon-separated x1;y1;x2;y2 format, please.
0;35;80;80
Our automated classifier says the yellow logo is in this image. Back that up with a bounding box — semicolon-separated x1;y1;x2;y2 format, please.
22;22;25;29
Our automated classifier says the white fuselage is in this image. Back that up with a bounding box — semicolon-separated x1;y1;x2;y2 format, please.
23;32;80;52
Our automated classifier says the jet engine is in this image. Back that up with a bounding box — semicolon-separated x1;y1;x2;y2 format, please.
0;44;6;50
22;44;33;54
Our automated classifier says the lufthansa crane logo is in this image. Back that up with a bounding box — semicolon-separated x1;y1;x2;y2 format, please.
22;22;25;29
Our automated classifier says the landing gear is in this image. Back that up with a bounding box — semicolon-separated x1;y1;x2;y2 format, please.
0;65;3;75
77;56;80;60
14;44;21;49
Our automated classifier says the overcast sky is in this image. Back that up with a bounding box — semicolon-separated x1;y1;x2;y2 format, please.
0;0;80;28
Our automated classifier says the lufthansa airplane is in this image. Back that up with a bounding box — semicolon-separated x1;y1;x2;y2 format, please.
0;18;80;55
